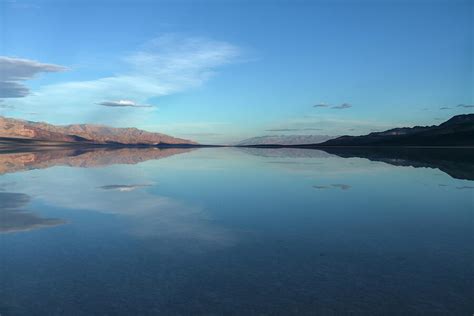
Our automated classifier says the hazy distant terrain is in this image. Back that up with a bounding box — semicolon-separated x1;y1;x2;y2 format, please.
239;115;474;147
238;135;335;146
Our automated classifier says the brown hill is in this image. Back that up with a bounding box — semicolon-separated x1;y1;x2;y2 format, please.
0;116;196;145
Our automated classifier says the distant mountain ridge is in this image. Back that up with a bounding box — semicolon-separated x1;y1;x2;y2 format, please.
318;114;474;146
238;135;335;146
237;115;474;148
0;116;196;145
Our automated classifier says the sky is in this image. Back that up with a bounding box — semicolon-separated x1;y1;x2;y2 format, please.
0;0;472;144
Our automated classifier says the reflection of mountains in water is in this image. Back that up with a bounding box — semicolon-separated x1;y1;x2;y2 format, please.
318;147;474;181
0;147;194;175
238;147;335;158
1;146;473;181
0;192;65;233
241;147;474;181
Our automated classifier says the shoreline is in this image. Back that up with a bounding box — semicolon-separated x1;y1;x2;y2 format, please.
1;136;474;153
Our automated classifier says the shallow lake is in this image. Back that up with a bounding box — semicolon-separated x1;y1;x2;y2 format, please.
0;147;473;315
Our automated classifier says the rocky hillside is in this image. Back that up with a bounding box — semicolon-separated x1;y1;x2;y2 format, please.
318;114;474;147
0;116;196;145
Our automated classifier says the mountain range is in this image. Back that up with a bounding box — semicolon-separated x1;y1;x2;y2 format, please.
317;114;474;147
237;135;335;146
0;114;473;148
240;114;474;148
0;116;196;146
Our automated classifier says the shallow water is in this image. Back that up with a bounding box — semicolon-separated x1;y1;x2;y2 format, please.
0;147;473;315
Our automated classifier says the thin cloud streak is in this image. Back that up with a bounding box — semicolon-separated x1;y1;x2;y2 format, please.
312;102;352;110
99;100;152;108
332;103;352;110
267;116;394;137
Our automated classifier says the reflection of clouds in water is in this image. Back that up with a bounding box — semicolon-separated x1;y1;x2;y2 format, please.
0;192;30;208
98;184;152;192
240;148;335;159
456;186;474;190
313;185;329;189
332;184;352;190
238;148;392;177
319;148;474;181
86;190;237;251
127;205;237;253
0;192;65;233
313;184;352;190
11;167;237;250
0;181;16;191
97;192;237;250
267;159;385;176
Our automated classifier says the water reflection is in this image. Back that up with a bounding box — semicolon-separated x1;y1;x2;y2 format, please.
317;147;474;180
242;147;474;180
456;185;474;190
0;147;472;314
0;192;65;233
239;147;334;158
313;184;352;190
98;184;152;192
2;146;473;180
0;147;471;237
0;148;237;250
0;147;194;175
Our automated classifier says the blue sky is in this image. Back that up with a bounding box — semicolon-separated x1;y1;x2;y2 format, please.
0;0;472;144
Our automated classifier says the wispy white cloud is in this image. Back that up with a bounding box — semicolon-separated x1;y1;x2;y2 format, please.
8;35;241;125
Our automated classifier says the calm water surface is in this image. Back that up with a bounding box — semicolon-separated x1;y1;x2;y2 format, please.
0;147;472;315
